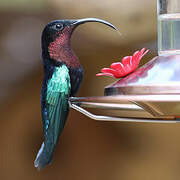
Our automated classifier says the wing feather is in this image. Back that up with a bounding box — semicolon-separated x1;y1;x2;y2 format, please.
45;65;71;138
35;64;71;169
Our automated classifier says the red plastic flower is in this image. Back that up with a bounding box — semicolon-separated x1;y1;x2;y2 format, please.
96;48;149;78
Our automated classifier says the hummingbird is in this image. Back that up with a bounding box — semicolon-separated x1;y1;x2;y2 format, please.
34;18;117;170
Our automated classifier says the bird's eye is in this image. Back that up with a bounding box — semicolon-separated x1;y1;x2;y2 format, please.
55;24;63;30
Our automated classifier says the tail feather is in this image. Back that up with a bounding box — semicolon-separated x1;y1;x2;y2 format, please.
34;141;55;170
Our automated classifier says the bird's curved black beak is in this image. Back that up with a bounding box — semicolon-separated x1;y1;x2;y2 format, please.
72;18;118;31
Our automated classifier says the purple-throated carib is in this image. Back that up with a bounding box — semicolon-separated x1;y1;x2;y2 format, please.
35;18;117;170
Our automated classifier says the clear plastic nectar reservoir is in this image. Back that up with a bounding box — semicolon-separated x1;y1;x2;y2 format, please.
158;13;180;55
158;0;180;56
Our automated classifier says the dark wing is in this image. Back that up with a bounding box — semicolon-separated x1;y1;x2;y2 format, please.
35;64;71;169
69;67;83;96
45;65;71;141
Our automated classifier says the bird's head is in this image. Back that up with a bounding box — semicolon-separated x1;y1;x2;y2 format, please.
41;18;117;63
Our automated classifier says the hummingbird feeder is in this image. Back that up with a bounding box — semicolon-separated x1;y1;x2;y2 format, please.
69;0;180;123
